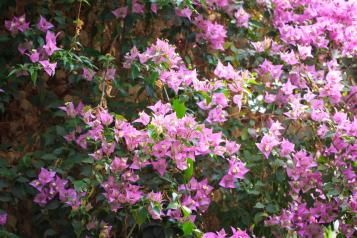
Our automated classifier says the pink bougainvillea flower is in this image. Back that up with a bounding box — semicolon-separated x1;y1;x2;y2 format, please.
225;141;241;155
121;170;139;183
98;109;113;126
82;68;95;81
233;94;243;110
227;158;249;179
59;101;83;118
5;14;30;34
219;174;236;188
310;99;329;122
43;31;60;56
203;230;225;238
176;7;192;20
256;134;280;159
147;101;172;115
259;59;283;80
38;168;56;185
280;51;299;65
212;93;228;108
230;227;250;238
147;191;163;203
0;212;7;225
151;159;167;176
269;120;284;137
234;8;250;28
203;228;227;238
132;0;145;14
37;15;54;32
110;157;128;173
195;17;227;50
251;38;271;52
206;106;227;124
39;60;57;76
124;184;142;204
34;190;50;206
101;140;116;156
27;50;40;63
297;45;313;60
206;0;229;8
280;139;295;157
112;7;128;19
104;68;116;81
133;111;150;125
123;46;140;68
151;3;158;14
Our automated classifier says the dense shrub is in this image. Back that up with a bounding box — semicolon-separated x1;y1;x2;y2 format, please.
0;0;356;237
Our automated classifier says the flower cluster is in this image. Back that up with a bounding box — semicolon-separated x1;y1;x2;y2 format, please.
273;0;357;56
5;15;60;77
194;16;227;50
30;168;82;208
4;14;30;34
60;98;249;225
1;0;355;237
203;227;249;238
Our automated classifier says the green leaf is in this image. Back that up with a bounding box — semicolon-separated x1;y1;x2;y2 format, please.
41;154;57;161
167;202;179;210
254;212;268;224
73;180;87;192
172;192;179;202
183;158;194;183
132;207;148;226
146;70;159;85
28;67;38;84
131;63;140;79
172;99;186;118
0;230;20;238
181;205;191;218
254;202;265;209
181;221;194;236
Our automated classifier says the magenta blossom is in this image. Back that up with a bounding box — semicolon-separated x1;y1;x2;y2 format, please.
133;111;150;125
104;68;116;81
98;109;113;126
59;101;83;118
43;31;60;56
151;159;167;176
256;134;280;159
38;168;56;185
39;60;57;76
110;157;128;173
234;8;250;28
132;0;145;14
231;227;250;238
82;68;95;81
0;212;7;225
280;139;295;157
37;16;54;32
219;174;236;188
112;7;128;19
206;106;227;124
5;14;30;34
176;7;192;20
227;158;249;179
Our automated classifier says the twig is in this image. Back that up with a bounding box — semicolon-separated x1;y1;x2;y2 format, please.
126;224;136;238
163;86;170;102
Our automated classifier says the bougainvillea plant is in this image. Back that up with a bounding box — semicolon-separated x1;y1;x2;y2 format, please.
0;0;356;237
